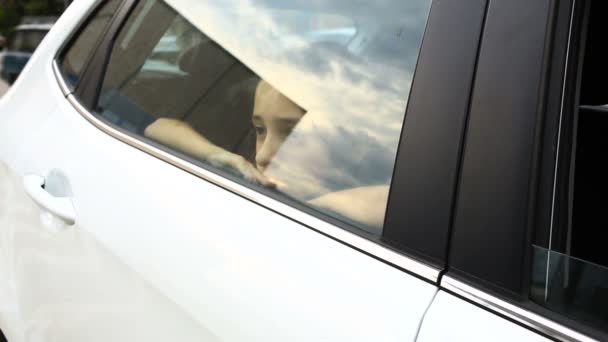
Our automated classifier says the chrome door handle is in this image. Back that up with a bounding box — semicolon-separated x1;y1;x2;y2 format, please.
23;174;76;225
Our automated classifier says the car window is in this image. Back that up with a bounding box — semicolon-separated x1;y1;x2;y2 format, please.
7;29;47;53
58;0;122;90
140;11;357;79
531;0;608;334
93;0;431;235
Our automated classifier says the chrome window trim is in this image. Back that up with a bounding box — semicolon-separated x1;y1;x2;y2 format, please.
53;58;72;96
53;61;440;283
442;276;597;342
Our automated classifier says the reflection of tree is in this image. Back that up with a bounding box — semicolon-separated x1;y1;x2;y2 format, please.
0;0;67;35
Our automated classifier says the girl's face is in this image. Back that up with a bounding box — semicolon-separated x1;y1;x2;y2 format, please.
252;81;305;172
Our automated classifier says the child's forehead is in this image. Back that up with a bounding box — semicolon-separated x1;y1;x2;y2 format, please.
255;83;288;108
254;80;274;97
254;81;305;115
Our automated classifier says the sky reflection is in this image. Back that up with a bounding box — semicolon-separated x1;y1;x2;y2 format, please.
165;0;432;222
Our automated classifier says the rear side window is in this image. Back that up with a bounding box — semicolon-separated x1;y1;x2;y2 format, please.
58;0;121;89
89;0;431;236
8;29;47;53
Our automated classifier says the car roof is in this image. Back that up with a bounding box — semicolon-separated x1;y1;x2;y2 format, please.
14;24;54;31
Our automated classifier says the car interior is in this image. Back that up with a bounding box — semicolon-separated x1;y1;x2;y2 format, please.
97;0;367;166
569;0;608;269
98;3;260;162
534;0;608;329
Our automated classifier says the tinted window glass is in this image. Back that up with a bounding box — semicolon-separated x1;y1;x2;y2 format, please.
531;246;608;330
8;29;47;53
531;0;608;334
59;0;121;89
95;0;431;235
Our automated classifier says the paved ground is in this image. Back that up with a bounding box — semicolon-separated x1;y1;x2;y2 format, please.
0;52;8;98
0;79;8;99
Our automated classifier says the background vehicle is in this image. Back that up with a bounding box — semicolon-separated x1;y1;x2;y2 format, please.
0;0;606;341
1;22;54;84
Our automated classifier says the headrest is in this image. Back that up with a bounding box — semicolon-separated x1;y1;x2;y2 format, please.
178;39;235;74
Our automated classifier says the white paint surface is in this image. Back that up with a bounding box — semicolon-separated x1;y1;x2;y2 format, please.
417;291;549;342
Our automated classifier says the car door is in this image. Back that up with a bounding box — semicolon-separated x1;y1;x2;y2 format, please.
1;2;216;341
0;0;484;341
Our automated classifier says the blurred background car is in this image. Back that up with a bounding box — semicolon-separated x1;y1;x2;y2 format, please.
0;0;71;89
0;18;55;85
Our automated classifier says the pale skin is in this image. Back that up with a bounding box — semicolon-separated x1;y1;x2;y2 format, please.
251;80;306;172
144;79;389;228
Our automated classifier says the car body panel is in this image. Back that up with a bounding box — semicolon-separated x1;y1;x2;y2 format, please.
2;96;437;341
0;162;220;342
417;291;550;342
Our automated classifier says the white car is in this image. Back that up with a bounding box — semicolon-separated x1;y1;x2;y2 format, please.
0;0;605;341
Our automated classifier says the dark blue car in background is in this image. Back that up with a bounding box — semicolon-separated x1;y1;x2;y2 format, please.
1;23;54;85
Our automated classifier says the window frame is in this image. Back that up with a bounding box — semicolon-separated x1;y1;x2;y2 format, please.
54;0;127;94
443;0;607;340
382;0;488;267
74;0;138;108
53;0;486;284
